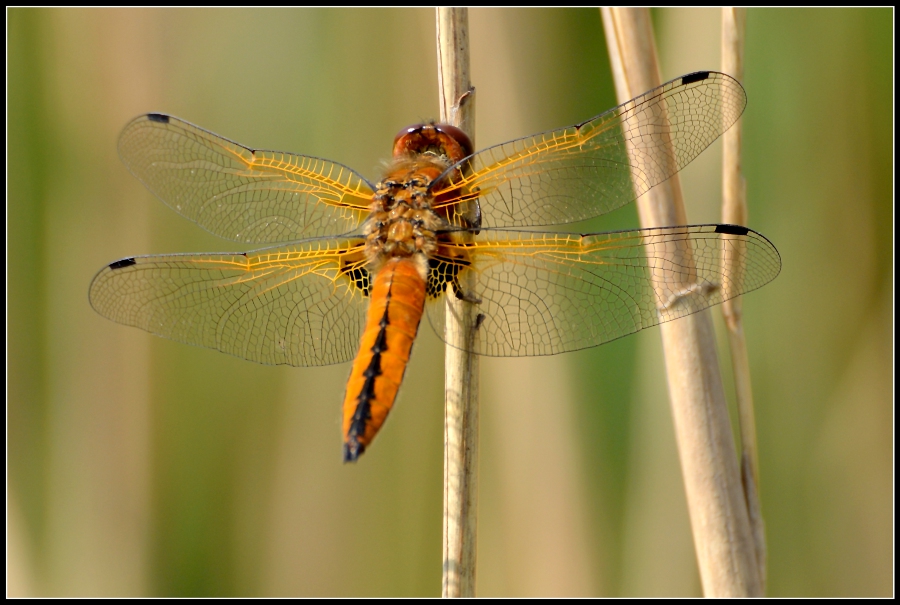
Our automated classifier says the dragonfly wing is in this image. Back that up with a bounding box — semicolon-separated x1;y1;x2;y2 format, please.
426;225;780;356
433;72;747;229
118;114;374;244
89;237;371;366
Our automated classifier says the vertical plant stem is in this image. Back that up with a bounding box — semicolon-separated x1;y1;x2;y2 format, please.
600;7;762;596
436;7;478;598
721;6;767;592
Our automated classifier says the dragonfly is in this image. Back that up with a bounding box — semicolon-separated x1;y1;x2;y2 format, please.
90;71;781;462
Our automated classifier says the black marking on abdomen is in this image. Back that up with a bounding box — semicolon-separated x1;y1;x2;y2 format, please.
147;113;169;123
108;258;136;270
344;282;392;462
681;71;710;85
715;224;749;236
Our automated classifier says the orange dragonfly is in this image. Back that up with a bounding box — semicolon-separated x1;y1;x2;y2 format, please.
90;71;780;462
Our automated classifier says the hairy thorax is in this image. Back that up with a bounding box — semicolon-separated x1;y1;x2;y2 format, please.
363;122;475;280
363;155;451;279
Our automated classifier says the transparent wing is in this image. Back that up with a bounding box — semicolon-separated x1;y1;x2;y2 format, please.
433;72;747;228
426;224;780;356
118;114;374;243
89;237;371;366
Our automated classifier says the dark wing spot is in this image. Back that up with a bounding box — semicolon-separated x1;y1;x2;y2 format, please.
681;71;710;85
715;224;749;236
108;258;137;270
146;113;169;123
426;256;468;298
341;265;372;296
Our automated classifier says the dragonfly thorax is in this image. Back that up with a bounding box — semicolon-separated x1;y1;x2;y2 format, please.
364;159;450;276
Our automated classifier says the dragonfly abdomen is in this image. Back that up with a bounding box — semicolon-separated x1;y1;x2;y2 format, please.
342;257;427;462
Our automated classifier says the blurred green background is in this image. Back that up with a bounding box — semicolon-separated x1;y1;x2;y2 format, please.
7;8;892;597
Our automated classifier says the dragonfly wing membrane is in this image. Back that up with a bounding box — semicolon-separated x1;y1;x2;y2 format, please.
434;72;747;229
118;114;374;244
89;238;371;366
426;225;781;356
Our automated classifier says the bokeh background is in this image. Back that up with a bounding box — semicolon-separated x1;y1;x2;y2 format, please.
7;7;892;597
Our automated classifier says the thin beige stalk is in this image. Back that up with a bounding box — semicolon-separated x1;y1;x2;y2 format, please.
436;7;479;599
600;7;762;596
721;6;767;592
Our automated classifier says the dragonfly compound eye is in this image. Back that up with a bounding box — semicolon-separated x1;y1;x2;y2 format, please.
392;122;473;164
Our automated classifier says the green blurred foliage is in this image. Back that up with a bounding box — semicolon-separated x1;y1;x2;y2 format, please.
7;7;893;597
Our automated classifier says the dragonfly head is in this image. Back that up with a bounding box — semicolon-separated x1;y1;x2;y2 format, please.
392;122;473;165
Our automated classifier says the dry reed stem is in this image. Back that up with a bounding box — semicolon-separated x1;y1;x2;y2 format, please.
601;7;762;596
436;7;479;598
721;6;767;592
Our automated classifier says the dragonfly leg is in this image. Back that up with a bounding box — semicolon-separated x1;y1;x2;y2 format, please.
451;278;482;304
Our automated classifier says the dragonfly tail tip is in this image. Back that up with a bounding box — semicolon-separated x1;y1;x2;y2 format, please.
343;440;365;463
